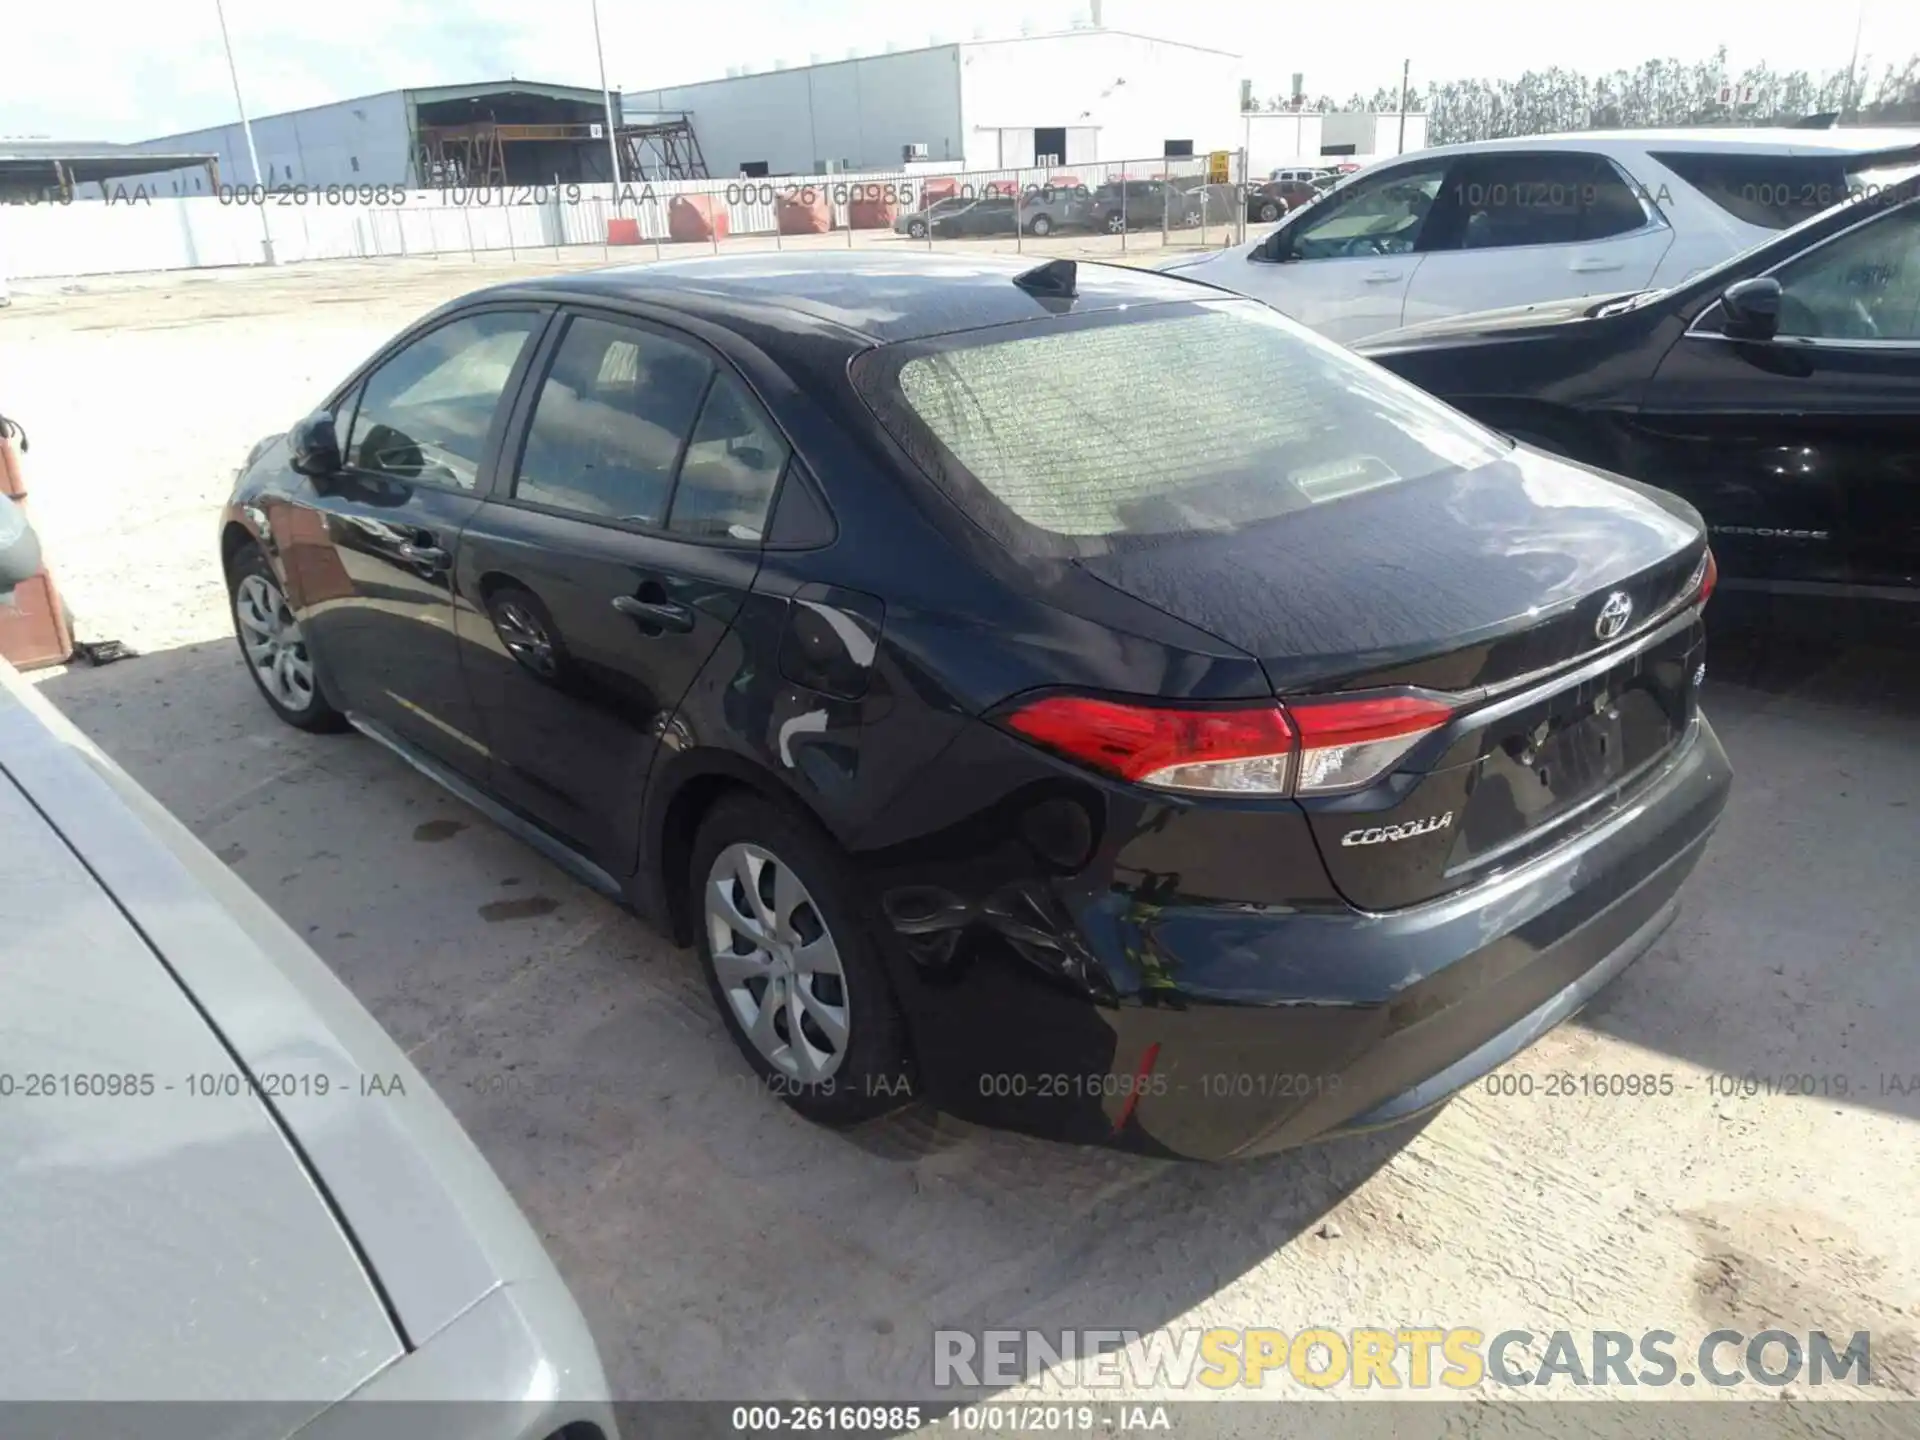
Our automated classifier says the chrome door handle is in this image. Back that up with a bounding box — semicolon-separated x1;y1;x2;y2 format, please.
1570;257;1624;273
396;542;449;568
1362;269;1400;283
612;594;694;633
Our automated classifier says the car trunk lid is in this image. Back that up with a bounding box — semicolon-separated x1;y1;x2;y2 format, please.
1076;448;1709;910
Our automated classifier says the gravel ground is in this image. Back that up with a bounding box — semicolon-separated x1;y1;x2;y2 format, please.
5;247;1917;1436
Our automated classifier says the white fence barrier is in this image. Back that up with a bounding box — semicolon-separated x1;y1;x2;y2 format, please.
0;154;1244;284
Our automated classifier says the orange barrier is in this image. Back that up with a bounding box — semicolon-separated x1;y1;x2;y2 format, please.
776;191;833;235
668;194;729;243
847;193;899;229
0;417;74;670
606;217;642;245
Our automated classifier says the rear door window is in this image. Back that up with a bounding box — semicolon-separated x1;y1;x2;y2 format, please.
851;299;1509;558
512;315;714;525
668;373;791;541
1650;151;1853;229
1436;152;1650;250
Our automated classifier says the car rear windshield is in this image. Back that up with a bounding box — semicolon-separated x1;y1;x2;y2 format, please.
1652;151;1860;229
850;298;1511;558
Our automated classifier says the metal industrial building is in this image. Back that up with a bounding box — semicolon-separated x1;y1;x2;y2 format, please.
622;23;1243;176
124;80;710;195
0;140;219;202
1243;110;1430;175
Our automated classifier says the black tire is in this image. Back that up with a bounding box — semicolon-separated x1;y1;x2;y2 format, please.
690;793;914;1126
1257;200;1283;223
227;545;348;733
1028;213;1053;237
1105;213;1126;234
907;219;928;239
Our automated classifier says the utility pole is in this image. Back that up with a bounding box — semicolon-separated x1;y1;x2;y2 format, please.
591;0;624;195
1841;1;1867;123
1396;59;1411;153
214;0;274;263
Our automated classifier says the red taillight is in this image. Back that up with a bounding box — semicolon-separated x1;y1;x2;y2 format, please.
996;690;1455;797
999;695;1298;794
1286;694;1456;795
1700;548;1719;605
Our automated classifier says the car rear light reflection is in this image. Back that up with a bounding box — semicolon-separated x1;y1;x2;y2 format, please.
996;691;1455;798
1700;548;1718;605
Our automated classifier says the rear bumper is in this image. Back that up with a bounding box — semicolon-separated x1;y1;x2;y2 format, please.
900;714;1730;1161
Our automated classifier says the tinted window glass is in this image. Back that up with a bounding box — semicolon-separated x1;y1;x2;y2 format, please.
514;316;713;524
1652;151;1853;229
347;311;539;489
1581;158;1654;240
854;300;1508;558
1441;154;1647;250
1287;161;1448;259
668;374;791;541
1773;205;1920;340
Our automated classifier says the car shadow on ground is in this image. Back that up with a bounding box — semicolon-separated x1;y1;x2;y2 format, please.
35;637;1423;1402
1571;609;1920;1126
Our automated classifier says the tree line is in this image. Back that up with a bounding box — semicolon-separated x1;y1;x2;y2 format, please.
1257;48;1920;143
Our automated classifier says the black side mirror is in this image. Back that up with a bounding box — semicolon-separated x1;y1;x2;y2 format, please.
288;411;343;476
1720;276;1782;340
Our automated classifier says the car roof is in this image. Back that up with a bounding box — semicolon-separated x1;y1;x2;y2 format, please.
1411;127;1920;159
491;251;1215;345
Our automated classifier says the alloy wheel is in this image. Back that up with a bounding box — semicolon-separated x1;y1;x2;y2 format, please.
234;573;316;713
705;841;850;1083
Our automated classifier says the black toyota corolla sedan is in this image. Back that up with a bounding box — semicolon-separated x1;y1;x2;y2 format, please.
1357;175;1920;615
220;252;1730;1161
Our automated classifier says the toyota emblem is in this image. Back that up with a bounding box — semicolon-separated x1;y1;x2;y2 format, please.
1595;591;1634;641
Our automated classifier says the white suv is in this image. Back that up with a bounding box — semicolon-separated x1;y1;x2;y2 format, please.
1168;128;1920;343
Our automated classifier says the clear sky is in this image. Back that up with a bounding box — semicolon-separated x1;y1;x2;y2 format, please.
4;0;1915;141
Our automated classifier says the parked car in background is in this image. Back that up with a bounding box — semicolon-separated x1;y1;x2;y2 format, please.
1358;176;1920;613
219;251;1729;1162
1245;174;1332;223
1015;184;1094;236
900;195;1020;239
0;645;614;1433
1174;179;1241;227
1089;179;1197;232
895;195;1013;239
1269;167;1340;186
1163;128;1920;343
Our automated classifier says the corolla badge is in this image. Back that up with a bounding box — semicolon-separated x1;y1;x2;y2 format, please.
1342;812;1454;847
1595;591;1634;641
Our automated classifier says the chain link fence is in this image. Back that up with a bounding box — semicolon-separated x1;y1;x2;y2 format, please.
0;152;1253;283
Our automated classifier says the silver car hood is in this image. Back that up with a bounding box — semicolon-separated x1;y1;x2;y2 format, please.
0;662;608;1422
0;764;402;1408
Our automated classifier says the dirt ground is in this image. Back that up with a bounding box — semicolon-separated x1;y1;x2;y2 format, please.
5;244;1918;1435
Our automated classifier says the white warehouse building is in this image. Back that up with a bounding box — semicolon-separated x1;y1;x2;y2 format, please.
623;24;1243;176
